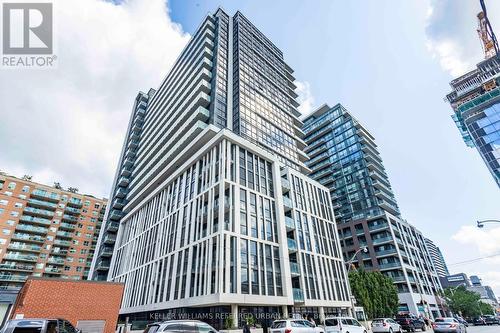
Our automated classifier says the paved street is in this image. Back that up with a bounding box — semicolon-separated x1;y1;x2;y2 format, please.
463;326;500;333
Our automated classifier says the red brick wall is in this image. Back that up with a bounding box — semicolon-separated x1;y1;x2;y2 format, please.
11;278;124;333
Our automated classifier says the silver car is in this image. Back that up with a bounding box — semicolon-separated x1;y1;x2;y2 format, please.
432;318;467;333
371;318;402;333
143;320;218;333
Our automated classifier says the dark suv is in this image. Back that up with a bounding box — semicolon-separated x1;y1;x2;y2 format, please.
483;315;500;325
394;314;426;332
1;319;78;333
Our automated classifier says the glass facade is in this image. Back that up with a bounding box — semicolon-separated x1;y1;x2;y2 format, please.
303;104;400;224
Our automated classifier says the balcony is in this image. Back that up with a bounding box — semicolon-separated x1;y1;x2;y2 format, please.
112;198;126;210
4;253;38;262
378;200;400;215
287;238;298;253
375;248;398;257
19;215;51;226
379;262;401;270
0;274;28;283
372;235;394;245
120;166;132;178
290;262;300;277
281;178;290;192
53;239;71;247
8;243;42;253
283;197;293;211
47;257;65;265
51;249;68;256
64;206;81;215
123;155;135;168
103;234;116;244
0;263;34;272
67;198;83;208
99;247;113;257
61;214;78;222
56;231;73;239
27;198;58;210
106;221;119;233
118;177;130;187
11;233;45;243
109;209;123;221
15;224;48;235
95;259;110;270
368;223;389;232
59;223;75;231
44;267;62;274
115;187;127;198
23;206;54;218
285;216;295;231
293;288;304;303
31;189;60;202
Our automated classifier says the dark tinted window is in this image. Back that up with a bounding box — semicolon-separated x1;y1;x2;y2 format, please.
324;319;338;326
372;319;384;323
144;326;160;333
47;321;57;333
10;321;43;333
164;323;196;333
58;320;76;333
435;319;453;323
270;321;285;329
196;323;215;333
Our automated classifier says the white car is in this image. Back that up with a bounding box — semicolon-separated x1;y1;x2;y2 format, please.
323;317;367;333
271;319;324;333
371;318;402;333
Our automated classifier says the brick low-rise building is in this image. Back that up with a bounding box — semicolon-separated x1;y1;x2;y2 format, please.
0;173;107;289
10;277;124;333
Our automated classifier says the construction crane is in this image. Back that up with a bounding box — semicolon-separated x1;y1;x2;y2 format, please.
477;0;499;59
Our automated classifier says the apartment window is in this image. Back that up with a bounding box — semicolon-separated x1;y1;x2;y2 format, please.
80;249;87;254
84;200;90;207
241;239;249;294
0;208;3;215
76;267;83;272
0;200;8;205
94;203;100;209
10;211;19;217
22;186;29;193
2;229;10;235
64;266;70;271
14;202;22;208
18;194;26;199
8;182;16;190
83;241;89;246
6;220;14;226
0;239;6;245
4;191;12;196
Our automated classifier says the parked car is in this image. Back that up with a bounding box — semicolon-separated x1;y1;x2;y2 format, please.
322;317;366;333
143;320;218;333
483;315;500;325
371;318;402;333
454;318;468;327
1;319;78;333
471;317;486;326
271;319;324;333
394;314;426;332
432;318;466;333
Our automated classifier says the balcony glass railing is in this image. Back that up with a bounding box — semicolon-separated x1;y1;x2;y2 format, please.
8;243;42;252
4;253;38;262
47;257;65;265
56;231;73;238
290;262;300;275
375;248;398;256
283;197;293;208
0;274;28;282
31;189;60;202
45;267;61;273
0;263;34;271
378;262;401;269
293;288;304;302
19;215;51;226
372;236;393;244
64;206;81;214
23;207;54;217
15;224;48;234
287;238;297;252
369;223;388;231
285;216;295;229
59;223;75;230
11;233;45;243
61;214;78;222
27;198;58;209
53;239;71;247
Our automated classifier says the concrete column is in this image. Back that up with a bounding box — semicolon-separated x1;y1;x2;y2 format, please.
282;305;289;319
318;307;325;325
231;304;238;328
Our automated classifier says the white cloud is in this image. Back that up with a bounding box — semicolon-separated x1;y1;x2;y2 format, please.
452;225;500;255
425;0;500;77
0;0;189;198
296;80;315;118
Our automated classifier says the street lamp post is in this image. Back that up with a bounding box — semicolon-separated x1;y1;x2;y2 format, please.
345;246;368;318
476;219;500;228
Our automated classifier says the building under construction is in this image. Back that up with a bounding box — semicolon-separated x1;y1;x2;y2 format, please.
445;1;500;188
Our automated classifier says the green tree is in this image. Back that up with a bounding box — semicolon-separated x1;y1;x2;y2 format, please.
478;302;495;315
443;287;482;317
349;270;399;319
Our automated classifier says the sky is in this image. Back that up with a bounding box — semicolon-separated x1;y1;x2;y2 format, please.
0;0;499;296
